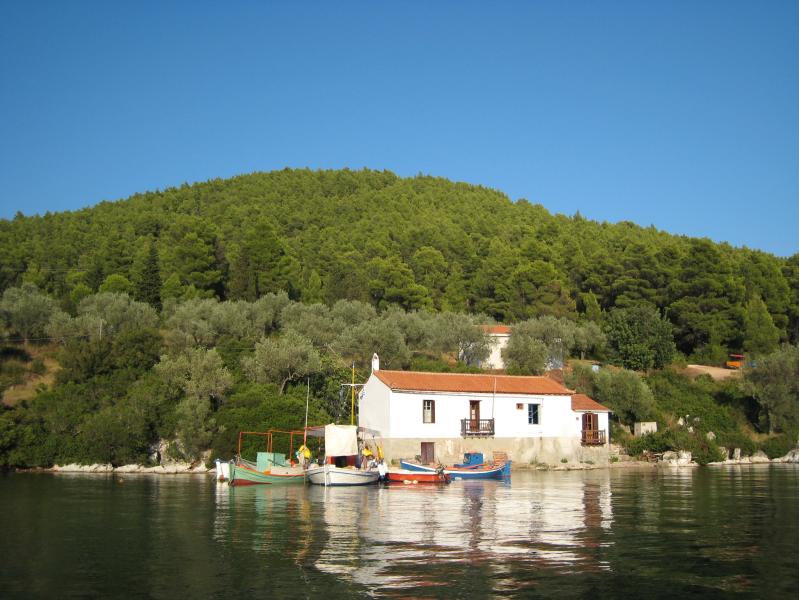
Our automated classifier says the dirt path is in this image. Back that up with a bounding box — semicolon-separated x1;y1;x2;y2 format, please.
684;364;741;381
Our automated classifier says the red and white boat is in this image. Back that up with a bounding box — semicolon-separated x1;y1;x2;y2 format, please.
384;468;450;484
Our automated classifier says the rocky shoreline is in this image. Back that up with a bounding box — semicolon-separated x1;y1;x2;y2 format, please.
44;462;212;474
16;447;799;475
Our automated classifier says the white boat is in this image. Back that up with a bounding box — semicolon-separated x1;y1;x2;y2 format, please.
306;424;380;486
306;463;379;486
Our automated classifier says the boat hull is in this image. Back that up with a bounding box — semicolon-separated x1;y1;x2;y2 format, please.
306;464;379;486
399;459;511;480
229;461;306;486
385;469;450;484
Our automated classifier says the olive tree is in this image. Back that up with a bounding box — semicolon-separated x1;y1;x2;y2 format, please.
242;330;322;394
155;348;233;458
0;283;56;343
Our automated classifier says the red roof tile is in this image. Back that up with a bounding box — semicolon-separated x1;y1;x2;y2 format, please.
483;325;512;334
571;394;610;412
374;370;571;395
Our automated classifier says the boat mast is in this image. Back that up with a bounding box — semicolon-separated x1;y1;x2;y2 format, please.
350;362;356;425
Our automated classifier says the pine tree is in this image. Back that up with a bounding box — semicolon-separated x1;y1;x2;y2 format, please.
135;242;162;310
743;295;780;357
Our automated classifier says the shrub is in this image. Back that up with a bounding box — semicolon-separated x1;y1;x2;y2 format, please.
30;358;46;375
760;434;797;459
623;428;724;465
646;369;741;434
715;431;757;456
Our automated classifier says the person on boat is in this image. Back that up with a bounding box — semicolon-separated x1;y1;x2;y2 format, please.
296;444;312;468
360;445;374;470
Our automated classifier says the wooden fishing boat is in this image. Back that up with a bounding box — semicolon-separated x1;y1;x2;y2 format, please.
400;452;511;480
306;463;379;486
306;424;380;487
228;457;306;486
228;429;308;486
384;468;450;484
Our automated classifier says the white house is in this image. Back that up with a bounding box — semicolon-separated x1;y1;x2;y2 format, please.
359;355;611;466
482;325;511;370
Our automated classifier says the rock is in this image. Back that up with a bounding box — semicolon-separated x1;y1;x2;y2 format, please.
662;451;678;462
677;417;685;427
733;448;742;461
677;451;692;465
750;450;770;464
114;464;144;473
781;449;799;463
706;431;716;441
687;426;694;433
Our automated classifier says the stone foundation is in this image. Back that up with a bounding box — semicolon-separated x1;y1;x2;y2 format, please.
379;437;610;467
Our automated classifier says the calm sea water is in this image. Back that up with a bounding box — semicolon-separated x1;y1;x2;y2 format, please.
1;466;797;599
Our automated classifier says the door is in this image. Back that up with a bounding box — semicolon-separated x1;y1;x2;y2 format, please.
582;413;599;444
582;413;598;431
421;442;435;464
469;400;480;432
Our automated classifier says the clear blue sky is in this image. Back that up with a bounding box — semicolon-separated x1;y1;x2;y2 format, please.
1;2;797;256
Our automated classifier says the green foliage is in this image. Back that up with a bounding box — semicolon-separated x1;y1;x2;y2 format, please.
760;434;797;459
241;330;322;394
604;305;675;370
568;364;656;425
99;274;134;295
503;336;548;375
210;384;330;461
133;241;162;310
623;428;725;465
646;370;742;434
744;344;799;434
715;430;757;456
743;295;781;357
0;283;56;343
2;169;798;467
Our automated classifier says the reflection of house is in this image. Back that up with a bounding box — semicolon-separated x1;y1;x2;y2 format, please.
482;325;511;370
359;355;611;465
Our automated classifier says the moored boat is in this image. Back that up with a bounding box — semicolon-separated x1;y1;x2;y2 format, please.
228;429;308;486
400;452;511;480
306;424;380;487
385;468;450;484
229;457;306;486
306;463;380;486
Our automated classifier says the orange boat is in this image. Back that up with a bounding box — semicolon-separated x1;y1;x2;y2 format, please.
385;468;450;484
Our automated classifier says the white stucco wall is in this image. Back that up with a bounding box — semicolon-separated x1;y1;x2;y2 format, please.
483;333;510;370
384;391;577;440
359;375;391;436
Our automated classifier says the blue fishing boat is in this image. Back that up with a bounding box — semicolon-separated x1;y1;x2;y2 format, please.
400;452;511;480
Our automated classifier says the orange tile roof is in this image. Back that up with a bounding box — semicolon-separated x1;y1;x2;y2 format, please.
483;325;512;334
571;394;610;412
374;370;571;395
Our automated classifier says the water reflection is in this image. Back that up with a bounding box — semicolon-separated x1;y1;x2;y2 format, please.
257;471;618;596
135;465;799;597
4;467;799;597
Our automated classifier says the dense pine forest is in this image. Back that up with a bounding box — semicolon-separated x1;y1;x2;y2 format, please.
1;169;797;467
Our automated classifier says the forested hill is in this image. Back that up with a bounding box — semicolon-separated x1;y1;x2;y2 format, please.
1;168;798;357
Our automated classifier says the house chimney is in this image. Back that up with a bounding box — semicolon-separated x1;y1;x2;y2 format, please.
371;353;380;372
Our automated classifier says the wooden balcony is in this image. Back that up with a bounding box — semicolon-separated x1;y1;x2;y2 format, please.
581;429;606;445
461;418;495;437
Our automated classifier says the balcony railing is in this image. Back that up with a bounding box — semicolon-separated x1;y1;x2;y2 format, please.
581;429;606;445
461;418;495;437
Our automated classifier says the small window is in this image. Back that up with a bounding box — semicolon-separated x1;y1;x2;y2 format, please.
423;399;435;424
528;403;540;425
516;403;524;410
